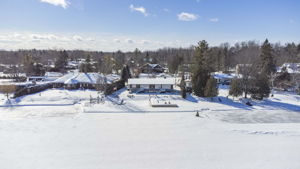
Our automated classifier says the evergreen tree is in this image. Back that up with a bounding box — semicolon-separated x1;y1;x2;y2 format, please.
121;65;131;83
84;54;93;73
180;74;187;99
250;72;270;100
33;63;45;76
260;39;276;75
192;40;211;97
55;50;68;73
204;76;218;98
229;78;243;99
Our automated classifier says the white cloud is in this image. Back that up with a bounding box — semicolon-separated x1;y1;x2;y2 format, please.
141;40;150;45
178;12;198;21
73;35;83;41
126;39;134;44
163;8;170;12
113;39;121;43
0;32;194;52
129;4;148;16
209;18;219;22
40;0;70;9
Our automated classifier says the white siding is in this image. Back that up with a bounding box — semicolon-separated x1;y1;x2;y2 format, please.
162;84;171;89
141;84;149;89
155;84;161;89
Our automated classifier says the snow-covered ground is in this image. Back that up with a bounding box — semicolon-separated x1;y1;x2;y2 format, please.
1;87;300;169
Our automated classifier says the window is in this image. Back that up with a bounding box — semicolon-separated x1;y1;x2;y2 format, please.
149;85;155;89
136;84;140;88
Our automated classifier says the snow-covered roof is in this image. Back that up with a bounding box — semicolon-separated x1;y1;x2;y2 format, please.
276;63;300;74
53;72;120;85
45;72;63;77
0;72;26;77
106;74;121;83
213;72;236;79
277;67;300;74
128;78;176;85
53;73;76;83
282;63;300;68
139;73;172;78
148;64;160;68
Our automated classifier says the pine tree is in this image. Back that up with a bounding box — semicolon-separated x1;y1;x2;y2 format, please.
55;50;68;73
204;76;218;98
192;40;211;97
121;65;131;83
84;54;93;73
250;72;270;100
229;78;243;99
260;39;276;76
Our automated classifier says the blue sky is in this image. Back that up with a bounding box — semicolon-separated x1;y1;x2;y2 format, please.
0;0;299;51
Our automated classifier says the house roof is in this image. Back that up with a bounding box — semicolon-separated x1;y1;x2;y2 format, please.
45;72;63;77
128;78;176;85
141;63;163;69
148;64;160;68
53;72;120;85
213;72;236;79
139;73;172;78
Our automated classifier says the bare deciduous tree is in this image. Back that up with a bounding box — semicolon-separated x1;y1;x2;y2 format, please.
0;85;17;99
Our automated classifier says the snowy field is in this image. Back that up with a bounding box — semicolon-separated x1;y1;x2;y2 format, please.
1;87;300;169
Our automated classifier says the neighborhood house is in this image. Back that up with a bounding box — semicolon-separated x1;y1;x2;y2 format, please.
52;72;120;89
140;63;165;74
128;78;176;92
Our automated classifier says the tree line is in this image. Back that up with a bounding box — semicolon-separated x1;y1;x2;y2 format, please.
1;40;300;100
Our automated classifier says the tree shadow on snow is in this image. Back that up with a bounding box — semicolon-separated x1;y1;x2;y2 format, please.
211;96;254;110
257;100;300;112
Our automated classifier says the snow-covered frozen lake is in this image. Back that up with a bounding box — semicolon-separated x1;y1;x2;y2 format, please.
1;88;300;169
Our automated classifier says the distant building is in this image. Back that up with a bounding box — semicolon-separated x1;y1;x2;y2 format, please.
128;78;175;93
235;64;252;74
277;63;300;74
52;72;120;89
27;72;63;82
213;72;236;85
140;63;165;74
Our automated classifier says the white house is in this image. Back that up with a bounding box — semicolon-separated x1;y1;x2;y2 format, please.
27;72;63;82
128;78;176;92
213;72;236;85
52;72;120;89
277;63;300;74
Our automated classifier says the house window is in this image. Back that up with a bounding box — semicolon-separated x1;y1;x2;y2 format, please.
130;84;132;88
136;84;140;88
149;85;155;89
171;85;173;89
